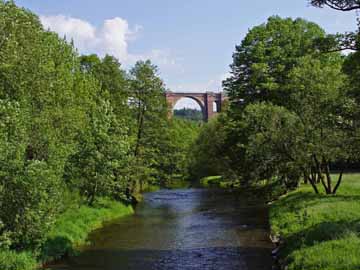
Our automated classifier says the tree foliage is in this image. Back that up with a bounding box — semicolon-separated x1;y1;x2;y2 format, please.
224;16;325;109
65;100;130;205
174;108;203;122
220;16;355;195
0;1;197;257
309;0;360;51
189;115;229;180
310;0;360;11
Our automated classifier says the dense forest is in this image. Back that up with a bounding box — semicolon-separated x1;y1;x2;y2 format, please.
174;108;204;122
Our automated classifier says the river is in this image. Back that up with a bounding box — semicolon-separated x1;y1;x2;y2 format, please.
49;188;272;270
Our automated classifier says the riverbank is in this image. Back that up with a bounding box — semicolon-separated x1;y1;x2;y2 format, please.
0;198;133;270
270;173;360;270
200;176;241;188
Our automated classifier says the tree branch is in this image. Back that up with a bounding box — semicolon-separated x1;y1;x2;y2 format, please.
311;0;360;11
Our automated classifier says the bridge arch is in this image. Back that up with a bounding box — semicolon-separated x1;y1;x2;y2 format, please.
165;91;226;122
172;96;206;120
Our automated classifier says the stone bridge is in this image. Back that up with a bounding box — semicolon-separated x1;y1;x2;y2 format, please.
165;91;227;122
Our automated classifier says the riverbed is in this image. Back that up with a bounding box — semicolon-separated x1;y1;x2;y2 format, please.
49;188;272;270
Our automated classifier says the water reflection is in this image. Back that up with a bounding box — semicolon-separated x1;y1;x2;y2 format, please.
49;189;272;270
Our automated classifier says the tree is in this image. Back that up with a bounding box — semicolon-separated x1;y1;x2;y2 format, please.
224;17;351;194
286;55;351;194
309;0;360;51
0;101;63;250
79;54;130;118
127;60;169;192
0;0;98;250
310;0;360;11
65;100;130;205
161;119;200;181
241;103;305;190
344;52;360;109
189;115;230;181
224;16;326;111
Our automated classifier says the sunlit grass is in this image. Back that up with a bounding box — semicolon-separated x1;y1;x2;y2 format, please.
270;173;360;270
0;197;134;270
200;176;223;187
40;197;134;262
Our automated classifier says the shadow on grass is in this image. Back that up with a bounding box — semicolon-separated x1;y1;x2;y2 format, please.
274;191;360;213
40;236;77;263
330;194;360;201
281;219;360;260
274;191;322;210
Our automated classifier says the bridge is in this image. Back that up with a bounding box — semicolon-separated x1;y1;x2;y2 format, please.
165;91;227;122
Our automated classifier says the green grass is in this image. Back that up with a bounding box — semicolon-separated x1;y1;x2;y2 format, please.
200;176;223;187
200;176;241;189
40;197;134;262
270;173;360;270
1;197;134;270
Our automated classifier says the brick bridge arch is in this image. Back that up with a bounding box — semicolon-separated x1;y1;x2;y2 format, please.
165;91;226;122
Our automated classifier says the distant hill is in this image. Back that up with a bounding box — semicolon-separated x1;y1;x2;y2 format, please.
174;108;203;121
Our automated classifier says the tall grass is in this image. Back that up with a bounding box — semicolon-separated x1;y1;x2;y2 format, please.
41;197;134;262
1;197;134;270
270;173;360;270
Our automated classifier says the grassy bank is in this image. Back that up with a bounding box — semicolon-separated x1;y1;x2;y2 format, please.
200;176;241;189
270;173;360;270
0;198;133;270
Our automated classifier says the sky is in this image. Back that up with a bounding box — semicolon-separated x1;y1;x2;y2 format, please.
15;0;358;109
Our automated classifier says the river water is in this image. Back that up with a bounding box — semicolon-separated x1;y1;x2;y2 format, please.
49;188;272;270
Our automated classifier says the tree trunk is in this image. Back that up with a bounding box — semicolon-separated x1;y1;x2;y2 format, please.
313;155;330;194
307;175;319;194
333;168;345;195
88;180;98;206
323;159;332;195
303;172;308;184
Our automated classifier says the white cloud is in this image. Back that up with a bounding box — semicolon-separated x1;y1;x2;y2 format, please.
41;15;97;52
98;17;131;61
40;15;180;71
40;15;134;62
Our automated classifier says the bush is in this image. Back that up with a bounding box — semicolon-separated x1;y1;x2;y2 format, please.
0;250;37;270
1;161;62;250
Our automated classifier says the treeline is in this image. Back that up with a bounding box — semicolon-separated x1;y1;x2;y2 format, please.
192;14;360;196
174;108;204;122
0;0;198;259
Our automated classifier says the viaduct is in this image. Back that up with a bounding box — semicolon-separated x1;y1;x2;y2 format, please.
165;91;227;122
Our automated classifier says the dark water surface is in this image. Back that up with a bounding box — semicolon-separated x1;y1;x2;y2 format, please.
49;188;272;270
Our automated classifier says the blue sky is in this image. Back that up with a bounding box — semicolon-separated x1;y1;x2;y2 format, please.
15;0;358;108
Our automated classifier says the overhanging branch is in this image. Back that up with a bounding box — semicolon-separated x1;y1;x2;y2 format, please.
311;0;360;11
